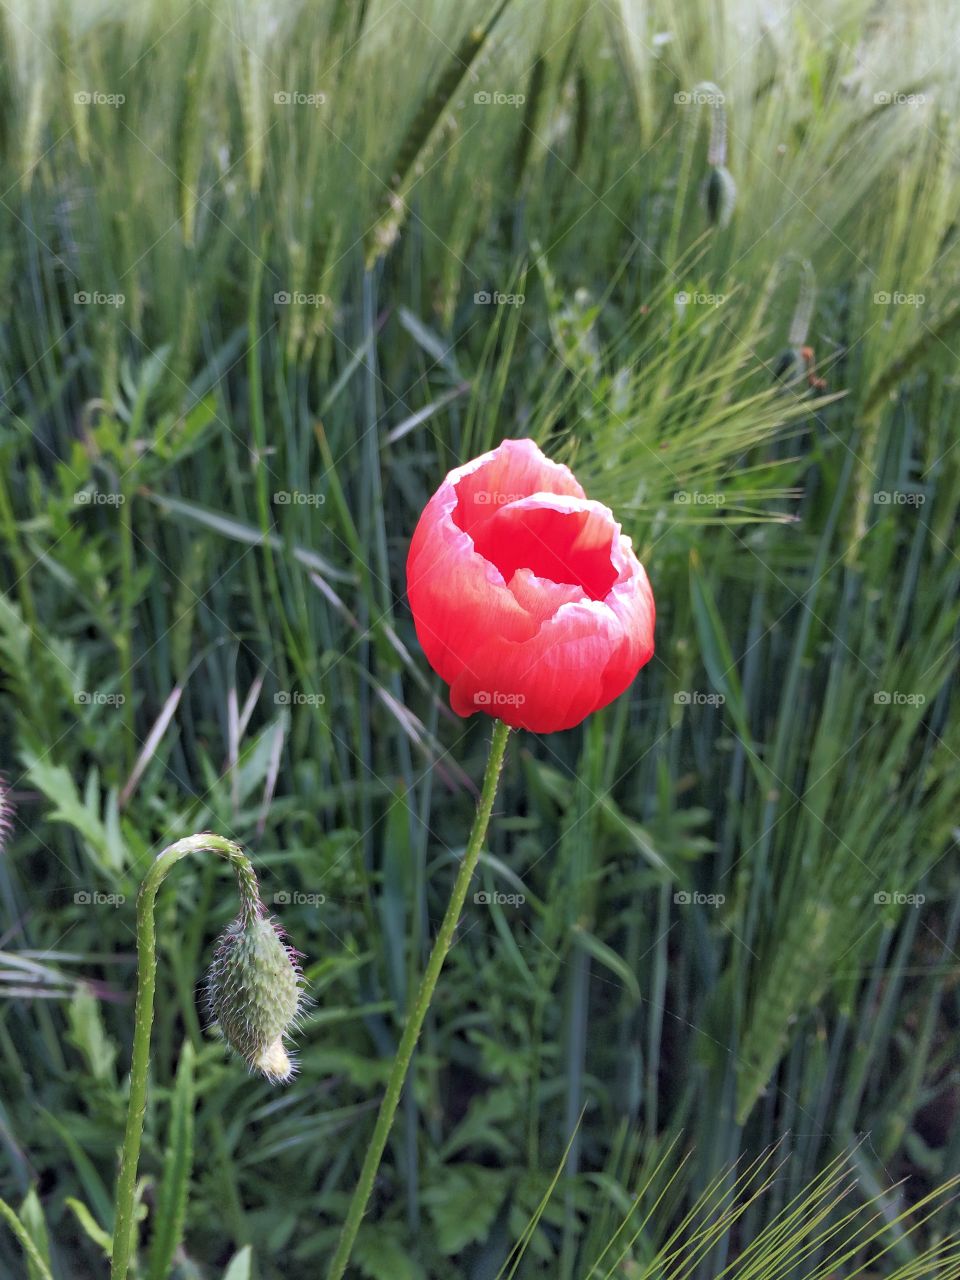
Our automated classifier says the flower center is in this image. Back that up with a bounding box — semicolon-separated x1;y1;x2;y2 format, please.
471;503;618;601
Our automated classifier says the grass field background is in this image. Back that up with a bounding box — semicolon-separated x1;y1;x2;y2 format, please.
0;0;959;1276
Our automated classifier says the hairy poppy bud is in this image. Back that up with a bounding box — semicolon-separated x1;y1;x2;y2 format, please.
205;911;303;1082
703;164;737;228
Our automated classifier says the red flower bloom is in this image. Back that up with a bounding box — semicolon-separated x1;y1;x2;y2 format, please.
406;438;655;733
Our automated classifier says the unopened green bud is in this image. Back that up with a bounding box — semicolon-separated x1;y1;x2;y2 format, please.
703;165;737;229
205;912;303;1083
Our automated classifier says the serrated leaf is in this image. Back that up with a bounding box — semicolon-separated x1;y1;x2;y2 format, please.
423;1164;506;1255
354;1226;426;1280
66;986;118;1083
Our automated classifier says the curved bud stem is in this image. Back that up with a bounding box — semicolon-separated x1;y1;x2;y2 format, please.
327;718;512;1280
111;833;262;1280
690;81;727;166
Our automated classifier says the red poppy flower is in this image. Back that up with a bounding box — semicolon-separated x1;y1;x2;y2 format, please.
406;438;655;733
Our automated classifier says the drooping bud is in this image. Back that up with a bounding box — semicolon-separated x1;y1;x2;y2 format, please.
773;259;820;391
703;164;737;228
773;345;806;385
204;911;303;1083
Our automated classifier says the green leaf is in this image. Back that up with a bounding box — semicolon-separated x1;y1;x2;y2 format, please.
570;924;641;1004
39;1110;114;1227
147;1043;196;1280
18;1190;51;1280
142;491;353;582
65;1198;112;1257
0;1199;53;1280
688;551;770;790
222;1245;254;1280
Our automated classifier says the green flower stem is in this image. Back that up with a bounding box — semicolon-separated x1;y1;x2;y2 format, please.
111;834;261;1280
328;718;512;1280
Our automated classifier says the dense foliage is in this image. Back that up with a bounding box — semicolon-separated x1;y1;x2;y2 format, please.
0;0;958;1276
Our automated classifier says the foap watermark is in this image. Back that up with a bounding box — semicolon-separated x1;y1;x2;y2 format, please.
74;490;125;506
874;690;926;707
273;490;326;507
674;690;726;707
74;890;125;907
673;490;726;506
473;490;525;506
74;690;125;707
873;290;925;307
274;290;326;307
474;890;526;907
474;90;525;107
675;88;725;106
674;290;726;307
74;290;125;307
273;889;326;907
474;290;525;306
873;490;925;507
274;690;326;707
674;890;725;907
474;691;525;708
873;91;927;107
274;90;327;107
74;90;125;107
874;890;925;906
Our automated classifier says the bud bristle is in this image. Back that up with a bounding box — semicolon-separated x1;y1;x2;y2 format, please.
204;912;303;1083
